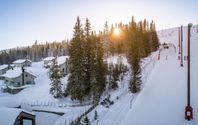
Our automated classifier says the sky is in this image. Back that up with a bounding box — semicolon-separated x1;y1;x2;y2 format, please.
0;0;197;50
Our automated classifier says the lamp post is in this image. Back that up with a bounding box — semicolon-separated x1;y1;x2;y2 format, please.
185;23;193;121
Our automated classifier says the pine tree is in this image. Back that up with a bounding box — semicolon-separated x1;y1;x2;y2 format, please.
90;34;106;104
126;18;142;93
150;21;159;52
49;57;63;98
83;18;92;98
129;62;142;93
65;16;86;102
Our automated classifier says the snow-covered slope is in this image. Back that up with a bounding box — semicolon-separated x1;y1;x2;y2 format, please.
84;52;158;125
85;25;198;125
121;25;198;125
0;25;197;125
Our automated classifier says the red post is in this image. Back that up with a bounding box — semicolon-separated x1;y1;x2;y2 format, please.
185;106;193;120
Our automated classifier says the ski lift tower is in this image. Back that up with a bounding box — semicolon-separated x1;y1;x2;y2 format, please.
185;23;193;121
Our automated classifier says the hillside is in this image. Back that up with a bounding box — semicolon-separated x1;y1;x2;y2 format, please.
85;25;198;125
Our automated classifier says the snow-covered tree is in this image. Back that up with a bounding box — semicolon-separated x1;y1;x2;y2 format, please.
65;16;86;102
49;57;63;98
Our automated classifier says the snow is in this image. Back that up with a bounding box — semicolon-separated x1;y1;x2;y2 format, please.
122;52;186;125
121;25;198;125
86;52;157;125
55;105;91;125
2;67;23;78
43;57;55;61
106;54;129;67
0;107;21;125
35;112;60;125
13;59;31;64
0;64;8;70
1;67;36;78
0;25;197;125
84;25;198;125
0;60;92;125
0;106;34;125
57;56;69;65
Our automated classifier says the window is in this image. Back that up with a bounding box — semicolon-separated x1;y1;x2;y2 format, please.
17;82;20;86
25;74;28;77
15;120;21;125
26;81;31;85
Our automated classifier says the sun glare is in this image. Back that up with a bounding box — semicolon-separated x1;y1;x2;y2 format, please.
114;28;120;36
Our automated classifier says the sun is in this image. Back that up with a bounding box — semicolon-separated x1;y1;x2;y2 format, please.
113;28;120;36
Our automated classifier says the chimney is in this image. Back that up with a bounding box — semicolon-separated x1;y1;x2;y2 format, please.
22;67;25;86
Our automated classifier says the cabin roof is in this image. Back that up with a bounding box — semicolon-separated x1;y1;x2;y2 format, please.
57;56;69;65
0;64;8;70
13;59;32;64
0;107;35;125
1;67;36;79
43;57;55;61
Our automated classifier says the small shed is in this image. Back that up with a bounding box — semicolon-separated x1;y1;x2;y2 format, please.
13;59;32;67
0;107;35;125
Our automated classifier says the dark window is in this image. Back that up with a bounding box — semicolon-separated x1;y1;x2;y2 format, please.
25;74;28;77
15;120;21;125
26;81;31;84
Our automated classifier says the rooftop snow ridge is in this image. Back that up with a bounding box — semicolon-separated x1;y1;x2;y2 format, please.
57;56;69;65
43;57;55;61
0;64;8;70
13;59;32;64
2;67;36;78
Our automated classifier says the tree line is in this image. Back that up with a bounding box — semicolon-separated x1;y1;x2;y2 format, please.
99;17;159;93
0;40;69;64
50;16;159;102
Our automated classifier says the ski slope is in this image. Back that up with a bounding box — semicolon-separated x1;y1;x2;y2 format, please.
122;25;198;125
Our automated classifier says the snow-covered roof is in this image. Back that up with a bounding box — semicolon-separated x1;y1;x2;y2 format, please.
43;57;55;61
0;107;34;125
0;64;8;70
57;56;69;65
1;67;36;79
13;59;32;64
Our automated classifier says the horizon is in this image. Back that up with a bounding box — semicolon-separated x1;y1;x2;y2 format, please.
0;0;198;50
